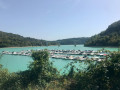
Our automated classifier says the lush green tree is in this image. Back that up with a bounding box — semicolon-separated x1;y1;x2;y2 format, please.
19;50;59;88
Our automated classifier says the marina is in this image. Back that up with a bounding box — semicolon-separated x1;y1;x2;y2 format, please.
0;45;118;73
2;49;108;61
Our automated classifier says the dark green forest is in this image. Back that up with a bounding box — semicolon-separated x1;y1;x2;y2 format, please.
85;20;120;46
0;31;58;48
0;31;89;48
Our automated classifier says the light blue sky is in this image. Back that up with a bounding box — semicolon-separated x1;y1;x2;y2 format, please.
0;0;120;40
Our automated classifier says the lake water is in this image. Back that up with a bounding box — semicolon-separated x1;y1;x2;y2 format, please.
0;45;118;74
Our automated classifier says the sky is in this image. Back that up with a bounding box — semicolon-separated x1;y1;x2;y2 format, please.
0;0;120;40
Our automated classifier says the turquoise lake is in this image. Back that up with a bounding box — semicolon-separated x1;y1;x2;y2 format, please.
0;45;118;74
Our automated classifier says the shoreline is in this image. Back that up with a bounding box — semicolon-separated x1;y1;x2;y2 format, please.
0;45;119;49
0;45;57;49
84;45;119;48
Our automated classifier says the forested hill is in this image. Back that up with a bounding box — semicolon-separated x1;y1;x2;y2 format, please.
56;37;89;45
0;31;89;48
0;31;57;48
84;20;120;47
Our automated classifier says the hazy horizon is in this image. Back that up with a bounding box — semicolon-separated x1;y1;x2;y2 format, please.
0;0;120;40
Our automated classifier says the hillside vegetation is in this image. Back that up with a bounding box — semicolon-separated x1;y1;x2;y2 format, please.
56;37;89;45
0;31;89;48
84;20;120;46
0;31;57;48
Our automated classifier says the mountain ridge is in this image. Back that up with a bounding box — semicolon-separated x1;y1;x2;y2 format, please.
0;31;88;48
84;20;120;46
56;37;89;45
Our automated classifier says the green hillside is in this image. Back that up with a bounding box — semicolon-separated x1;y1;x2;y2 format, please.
0;31;89;48
56;37;89;45
0;31;57;48
84;20;120;46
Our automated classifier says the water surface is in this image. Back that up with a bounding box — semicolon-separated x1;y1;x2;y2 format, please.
0;45;118;73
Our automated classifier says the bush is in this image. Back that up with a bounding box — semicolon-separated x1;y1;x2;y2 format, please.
68;52;120;90
19;50;59;88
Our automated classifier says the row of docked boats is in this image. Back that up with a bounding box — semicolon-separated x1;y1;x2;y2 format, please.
50;54;105;61
49;50;108;61
1;49;108;61
2;50;31;56
49;50;108;56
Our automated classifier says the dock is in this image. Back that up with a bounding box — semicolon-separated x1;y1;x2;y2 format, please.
1;49;108;61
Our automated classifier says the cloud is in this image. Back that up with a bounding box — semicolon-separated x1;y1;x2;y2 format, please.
0;0;7;9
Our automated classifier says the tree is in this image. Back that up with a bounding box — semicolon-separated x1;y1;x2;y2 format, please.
28;50;59;87
68;51;120;90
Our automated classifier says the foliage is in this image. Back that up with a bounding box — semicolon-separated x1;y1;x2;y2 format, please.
0;31;57;48
0;50;120;90
0;64;21;90
68;66;75;78
85;20;120;46
56;37;89;45
0;31;89;48
68;51;120;90
0;50;59;89
28;50;59;87
12;50;59;89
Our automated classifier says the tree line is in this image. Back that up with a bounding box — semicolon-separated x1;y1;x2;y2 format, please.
0;31;57;48
56;37;89;45
0;31;89;48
